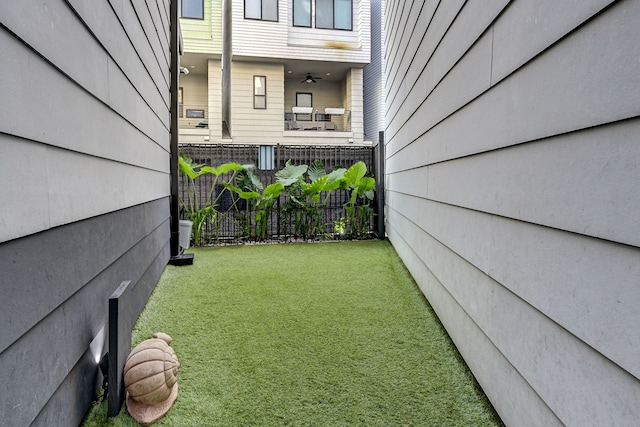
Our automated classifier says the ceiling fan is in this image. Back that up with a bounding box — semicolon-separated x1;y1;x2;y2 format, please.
301;73;322;83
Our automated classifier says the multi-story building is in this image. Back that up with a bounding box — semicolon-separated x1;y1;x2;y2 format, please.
178;0;225;144
179;0;371;146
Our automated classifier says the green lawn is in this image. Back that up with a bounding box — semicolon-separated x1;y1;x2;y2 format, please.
83;240;502;426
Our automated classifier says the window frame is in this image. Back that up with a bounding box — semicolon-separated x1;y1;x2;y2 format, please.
244;0;279;22
181;0;204;20
315;0;352;31
254;76;267;109
293;0;311;27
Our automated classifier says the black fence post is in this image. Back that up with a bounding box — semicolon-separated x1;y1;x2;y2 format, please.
376;132;386;239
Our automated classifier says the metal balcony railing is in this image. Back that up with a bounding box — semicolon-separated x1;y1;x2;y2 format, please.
284;109;351;132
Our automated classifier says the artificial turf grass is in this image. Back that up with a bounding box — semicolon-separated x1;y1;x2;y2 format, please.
83;240;503;426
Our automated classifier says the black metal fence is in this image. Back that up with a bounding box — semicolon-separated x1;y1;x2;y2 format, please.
178;144;378;244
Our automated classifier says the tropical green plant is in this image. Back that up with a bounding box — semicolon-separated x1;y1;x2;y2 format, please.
178;153;245;245
277;160;346;239
340;161;376;238
223;166;285;240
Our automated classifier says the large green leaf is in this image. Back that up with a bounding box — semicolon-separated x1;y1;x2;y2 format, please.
179;153;205;180
343;161;367;188
307;160;326;182
302;175;329;202
263;182;285;200
201;162;245;177
222;183;260;200
276;160;308;186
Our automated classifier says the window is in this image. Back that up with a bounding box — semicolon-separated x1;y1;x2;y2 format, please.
254;76;267;109
294;0;352;30
245;0;278;21
181;0;204;19
316;0;352;30
178;87;183;118
259;145;275;170
293;0;311;27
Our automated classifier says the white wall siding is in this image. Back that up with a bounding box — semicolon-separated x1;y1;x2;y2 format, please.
230;62;285;144
384;0;640;426
232;0;370;64
180;0;223;55
363;0;385;143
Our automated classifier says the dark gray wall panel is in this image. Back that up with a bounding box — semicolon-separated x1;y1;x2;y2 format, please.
0;198;169;354
0;205;170;426
31;347;102;427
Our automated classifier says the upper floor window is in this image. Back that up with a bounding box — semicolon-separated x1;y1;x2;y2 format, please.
245;0;279;21
293;0;352;30
181;0;204;19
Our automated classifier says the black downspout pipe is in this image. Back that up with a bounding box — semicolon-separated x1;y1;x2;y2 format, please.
169;0;194;265
377;131;386;240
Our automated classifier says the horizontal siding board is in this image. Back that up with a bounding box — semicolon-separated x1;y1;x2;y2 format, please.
232;0;370;64
385;0;640;425
0;32;168;171
385;209;564;427
386;29;493;159
46;150;169;231
386;0;508;145
425;120;640;246
0;0;110;102
68;0;170;115
386;0;464;120
386;200;640;426
384;0;438;112
491;0;615;84
0;137;51;241
394;0;640;169
393;192;640;379
118;0;169;91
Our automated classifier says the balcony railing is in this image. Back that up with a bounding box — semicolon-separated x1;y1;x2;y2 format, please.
284;109;351;132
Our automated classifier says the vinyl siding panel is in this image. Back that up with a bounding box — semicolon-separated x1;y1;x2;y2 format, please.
384;0;640;425
179;72;209;129
230;62;285;144
363;0;385;143
181;0;223;55
284;80;344;112
232;0;370;64
0;0;171;425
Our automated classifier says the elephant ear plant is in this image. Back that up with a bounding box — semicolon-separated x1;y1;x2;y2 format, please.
340;161;376;238
223;166;285;240
178;153;245;245
277;160;346;239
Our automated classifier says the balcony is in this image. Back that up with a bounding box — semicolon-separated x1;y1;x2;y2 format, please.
284;108;351;132
179;103;211;143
